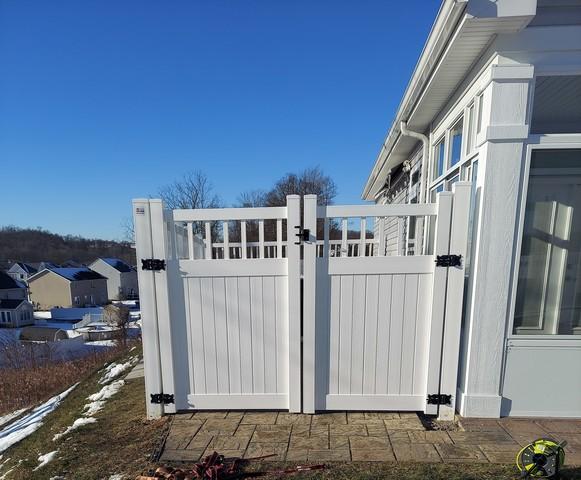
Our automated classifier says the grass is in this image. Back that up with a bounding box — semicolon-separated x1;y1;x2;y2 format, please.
0;339;138;416
1;353;580;479
0;345;168;480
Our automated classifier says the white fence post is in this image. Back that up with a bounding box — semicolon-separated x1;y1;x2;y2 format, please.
149;200;177;414
133;199;164;419
302;194;318;413
438;182;471;420
286;195;302;413
424;192;453;416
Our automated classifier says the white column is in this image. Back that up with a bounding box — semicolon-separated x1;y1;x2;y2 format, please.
132;199;164;419
458;63;534;418
302;194;318;413
286;195;302;412
438;182;471;421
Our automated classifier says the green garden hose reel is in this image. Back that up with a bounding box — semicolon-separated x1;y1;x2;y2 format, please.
516;438;567;478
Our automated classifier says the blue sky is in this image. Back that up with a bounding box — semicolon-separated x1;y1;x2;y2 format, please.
0;0;439;240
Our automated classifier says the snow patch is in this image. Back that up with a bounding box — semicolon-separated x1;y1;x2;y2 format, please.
0;409;28;429
53;379;125;442
99;357;138;384
53;417;96;441
109;475;124;480
33;450;58;471
0;384;77;453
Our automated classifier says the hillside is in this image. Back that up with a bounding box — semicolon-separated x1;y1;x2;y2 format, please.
0;226;135;268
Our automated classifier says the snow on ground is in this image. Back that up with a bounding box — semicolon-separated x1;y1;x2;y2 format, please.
0;409;27;429
0;384;77;453
53;378;126;442
99;356;139;384
52;417;97;441
33;311;51;320
108;475;124;480
33;450;58;471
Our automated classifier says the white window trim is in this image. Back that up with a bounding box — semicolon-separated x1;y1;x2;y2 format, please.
507;136;581;342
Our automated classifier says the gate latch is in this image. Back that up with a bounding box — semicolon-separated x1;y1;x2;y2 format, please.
150;393;175;405
427;394;452;406
435;254;462;268
142;258;166;271
294;226;310;245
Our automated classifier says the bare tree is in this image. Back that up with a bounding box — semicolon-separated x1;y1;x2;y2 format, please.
120;217;134;244
159;171;221;210
264;166;337;207
159;171;222;236
103;304;131;346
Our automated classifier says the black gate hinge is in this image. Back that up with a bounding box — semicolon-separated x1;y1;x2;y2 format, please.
427;394;452;406
150;393;175;405
294;226;310;245
435;254;462;268
142;258;166;271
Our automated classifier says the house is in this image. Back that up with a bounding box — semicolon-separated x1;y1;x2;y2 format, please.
7;262;38;284
0;271;27;300
0;299;34;328
88;258;138;300
28;268;108;309
363;0;581;417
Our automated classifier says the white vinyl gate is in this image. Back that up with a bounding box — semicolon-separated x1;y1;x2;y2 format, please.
133;183;470;420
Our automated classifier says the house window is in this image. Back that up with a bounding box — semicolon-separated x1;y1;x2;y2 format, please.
433;139;446;180
513;149;581;335
5;312;11;323
0;312;5;323
74;296;80;305
449;119;463;167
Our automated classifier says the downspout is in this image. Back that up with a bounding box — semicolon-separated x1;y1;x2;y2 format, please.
400;121;429;204
400;121;429;255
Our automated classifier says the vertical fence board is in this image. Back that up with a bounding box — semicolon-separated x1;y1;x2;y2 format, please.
213;277;230;394
338;275;354;394
363;274;379;394
250;276;265;393
225;277;241;394
375;275;393;395
263;276;278;393
350;275;366;394
328;275;341;395
400;274;419;395
238;277;253;394
276;276;288;394
387;274;405;394
189;278;207;395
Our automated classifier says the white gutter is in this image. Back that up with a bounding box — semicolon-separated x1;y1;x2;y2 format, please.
400;121;429;204
362;0;467;200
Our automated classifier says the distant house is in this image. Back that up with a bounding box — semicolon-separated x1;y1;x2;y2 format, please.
28;268;108;309
0;299;34;328
88;258;138;300
0;271;27;300
7;262;38;283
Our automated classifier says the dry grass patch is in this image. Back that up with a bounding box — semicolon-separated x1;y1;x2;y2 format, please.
0;340;138;415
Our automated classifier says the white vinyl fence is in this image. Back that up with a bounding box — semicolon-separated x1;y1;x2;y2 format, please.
133;184;470;420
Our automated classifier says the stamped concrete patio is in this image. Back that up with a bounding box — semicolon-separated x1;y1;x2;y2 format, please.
160;411;581;465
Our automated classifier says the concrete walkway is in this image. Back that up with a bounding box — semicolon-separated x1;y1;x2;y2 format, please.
160;412;581;465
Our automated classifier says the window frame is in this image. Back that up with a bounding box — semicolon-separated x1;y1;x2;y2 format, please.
507;138;581;341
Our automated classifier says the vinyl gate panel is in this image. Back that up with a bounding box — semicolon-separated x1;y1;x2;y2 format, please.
314;258;434;411
181;261;290;409
303;187;471;417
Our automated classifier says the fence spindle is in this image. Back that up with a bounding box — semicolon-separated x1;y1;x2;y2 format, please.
205;221;212;260
341;218;348;257
324;218;330;258
378;217;386;257
188;222;194;260
359;217;366;257
277;219;283;259
223;221;229;259
241;220;247;259
259;220;265;259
